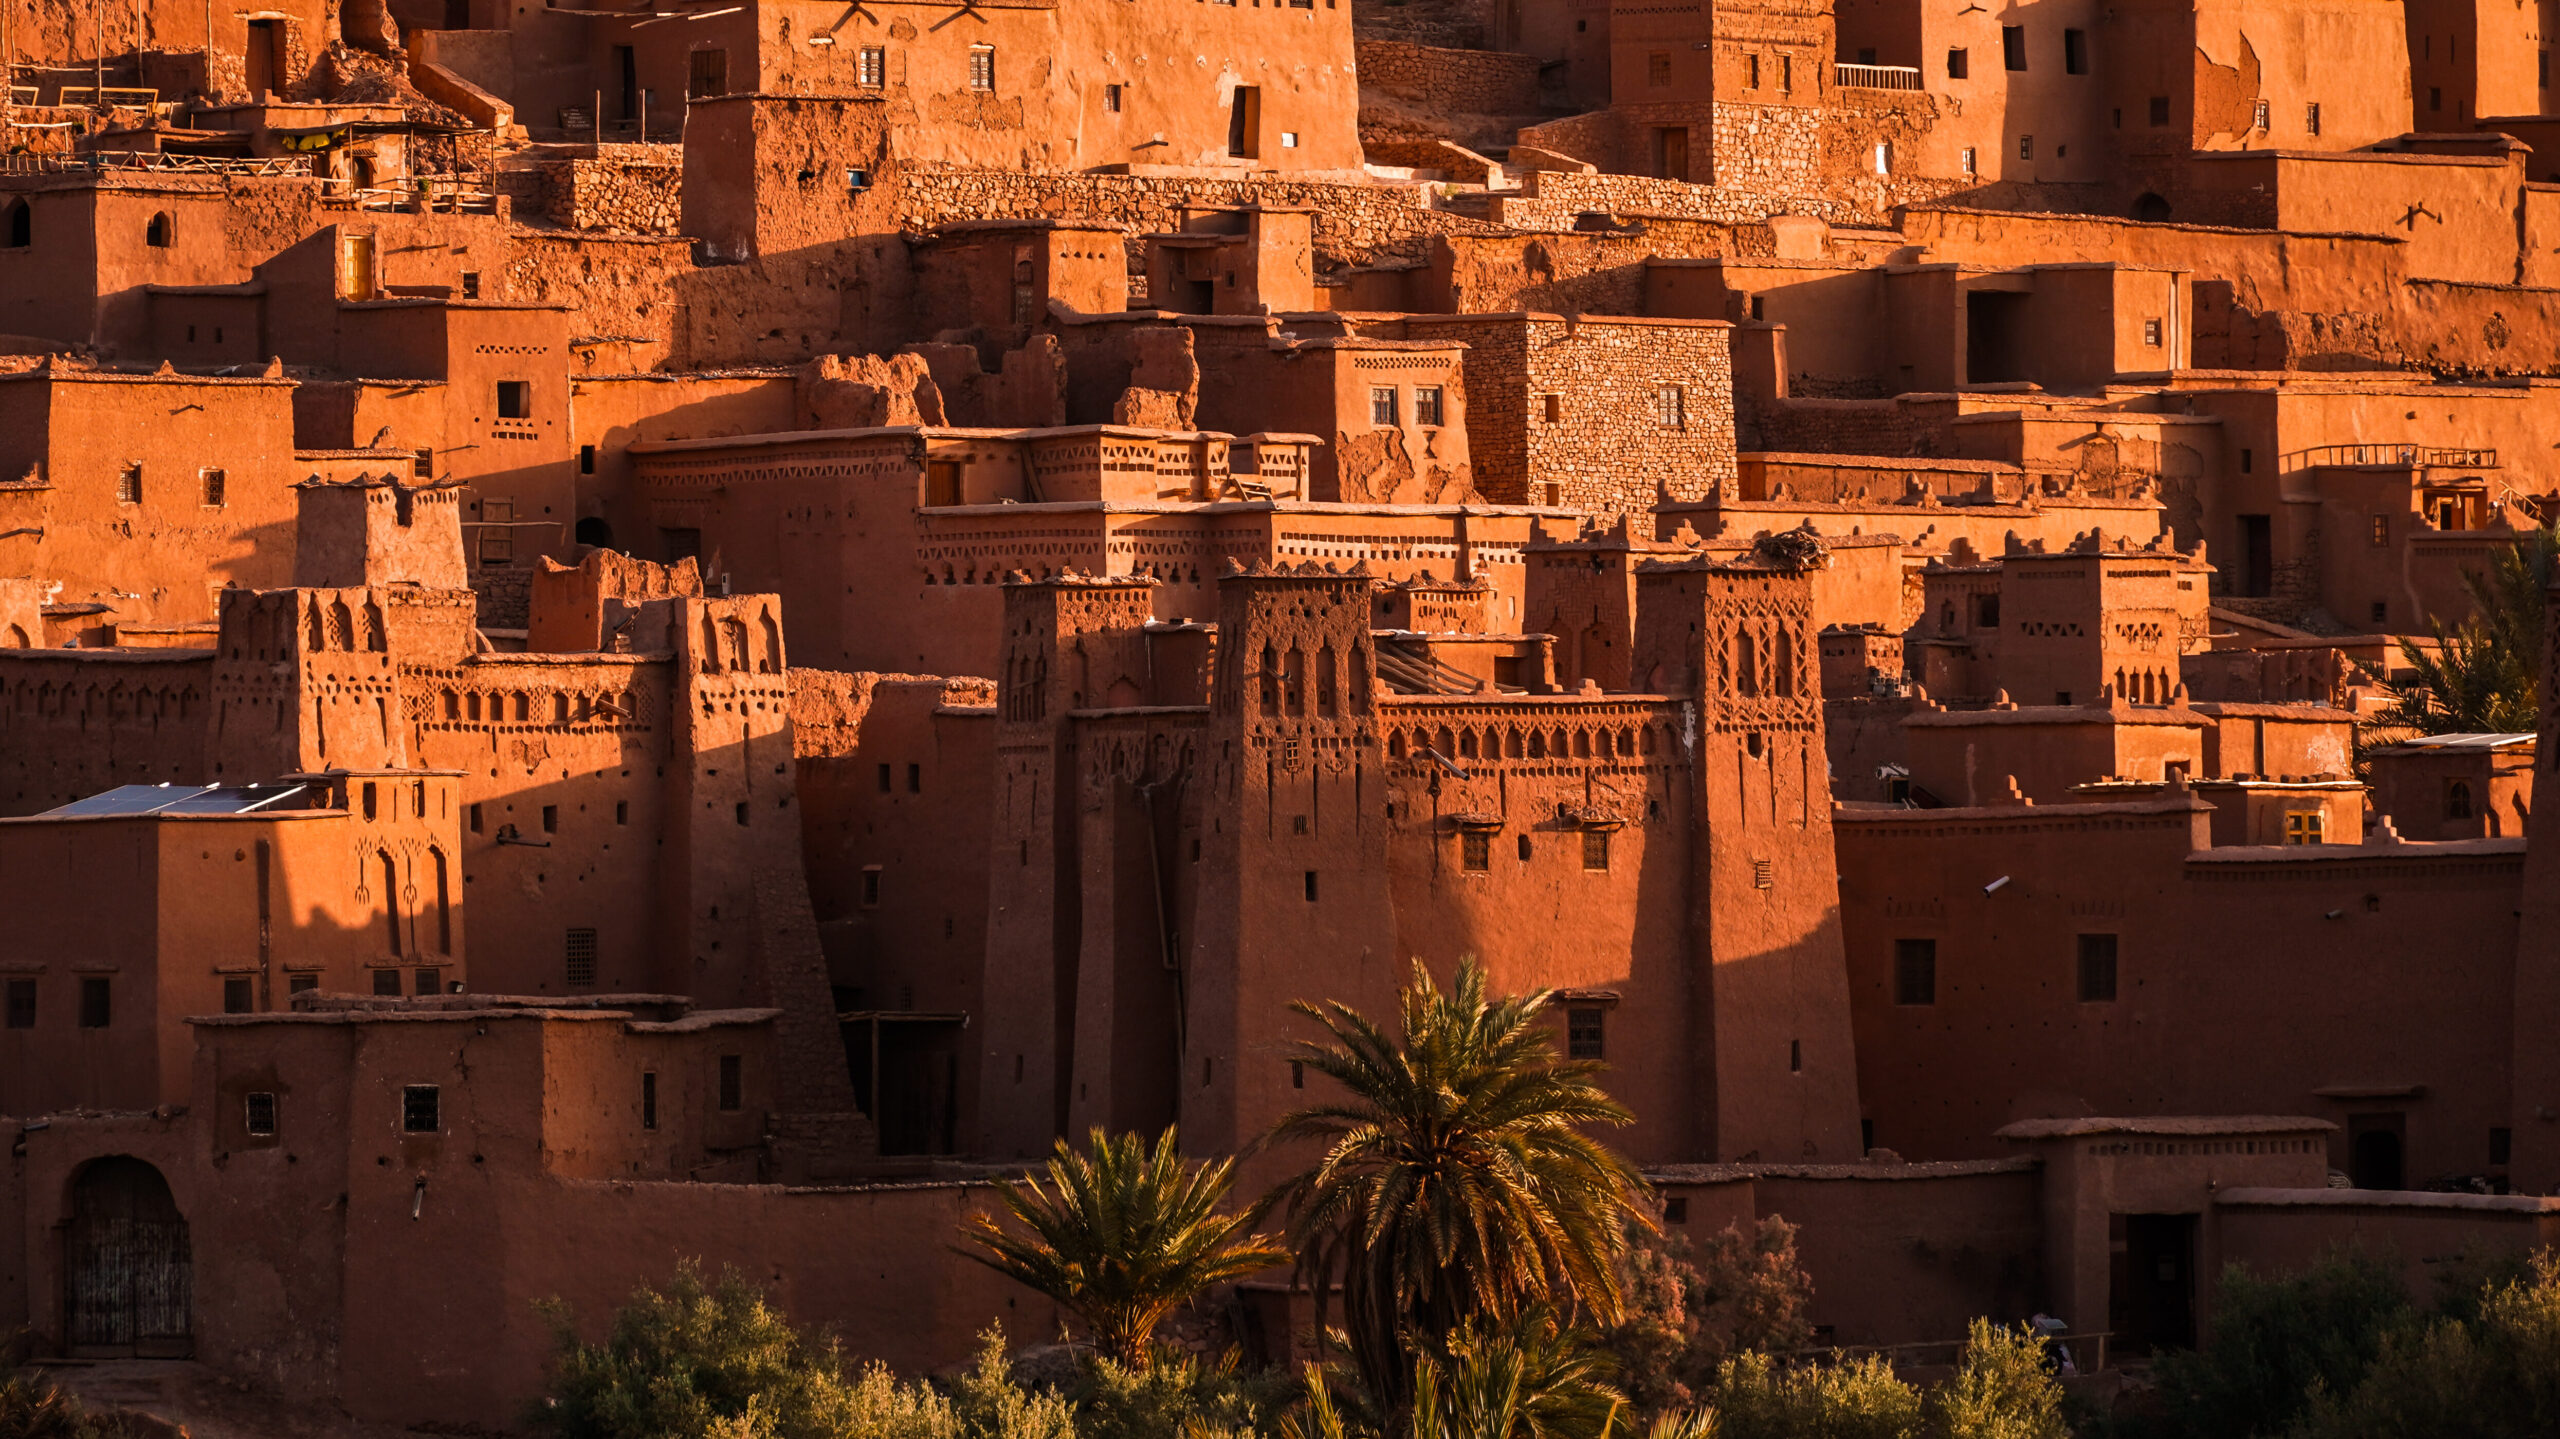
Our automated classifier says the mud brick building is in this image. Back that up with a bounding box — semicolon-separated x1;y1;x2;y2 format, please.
19;0;2560;1424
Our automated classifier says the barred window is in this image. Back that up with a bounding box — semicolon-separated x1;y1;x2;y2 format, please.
1414;386;1444;427
969;46;995;91
858;46;885;86
1582;829;1610;871
402;1084;440;1133
245;1091;277;1135
1655;384;1684;428
1460;830;1491;871
1566;1006;1605;1059
566;927;598;986
116;464;141;505
1370;386;1399;427
201;468;225;506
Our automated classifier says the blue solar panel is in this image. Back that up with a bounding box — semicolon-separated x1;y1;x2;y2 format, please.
41;782;317;817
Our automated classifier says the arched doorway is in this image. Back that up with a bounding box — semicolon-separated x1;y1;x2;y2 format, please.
2132;193;2172;223
65;1157;191;1356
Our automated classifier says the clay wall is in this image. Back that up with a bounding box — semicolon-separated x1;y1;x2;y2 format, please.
0;370;301;628
0;650;215;813
2215;1190;2560;1302
567;370;798;554
1357;39;1545;116
0;780;462;1113
1902;705;2211;803
2366;742;2535;840
1838;801;2524;1189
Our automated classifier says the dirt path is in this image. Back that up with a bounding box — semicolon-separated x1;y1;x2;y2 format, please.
41;1359;482;1439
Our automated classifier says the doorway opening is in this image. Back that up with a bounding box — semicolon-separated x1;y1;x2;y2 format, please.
65;1157;192;1357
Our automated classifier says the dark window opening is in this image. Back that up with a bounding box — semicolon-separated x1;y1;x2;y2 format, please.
496;381;531;420
3;978;31;1029
402;1084;440;1133
245;1092;277;1135
566;928;598;986
2077;933;2119;1001
641;1071;658;1129
2063;28;2087;73
373;969;403;996
1946;47;1969;79
719;1054;743;1110
223;978;253;1014
79;976;112;1028
1894;939;1936;1005
2001;26;2027;70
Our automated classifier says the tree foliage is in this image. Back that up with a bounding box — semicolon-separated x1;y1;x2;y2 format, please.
962;1126;1287;1365
2289;1250;2560;1439
2377;526;2560;735
1260;959;1654;1410
1600;1218;1816;1413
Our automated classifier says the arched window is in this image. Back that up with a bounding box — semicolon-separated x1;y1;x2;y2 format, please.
2447;780;2473;819
145;212;173;248
2;201;27;249
1735;629;1758;697
431;847;452;954
2132;193;2172;223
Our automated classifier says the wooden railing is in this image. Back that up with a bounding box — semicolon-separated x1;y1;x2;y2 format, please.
2289;444;2497;470
1834;63;1923;91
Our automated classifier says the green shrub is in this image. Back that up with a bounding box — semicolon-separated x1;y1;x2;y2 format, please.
2144;1248;2410;1439
1926;1321;2066;1439
2290;1250;2560;1439
1704;1351;1923;1439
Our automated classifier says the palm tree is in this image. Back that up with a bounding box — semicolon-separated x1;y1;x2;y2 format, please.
2377;526;2559;735
960;1126;1287;1365
1260;959;1654;1411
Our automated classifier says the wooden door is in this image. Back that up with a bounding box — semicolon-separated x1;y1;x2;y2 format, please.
65;1157;191;1357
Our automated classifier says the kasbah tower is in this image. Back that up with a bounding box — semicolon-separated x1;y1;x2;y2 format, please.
1;0;2559;1422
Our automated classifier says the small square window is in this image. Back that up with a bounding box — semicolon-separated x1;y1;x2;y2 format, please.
116;464;141;505
201;468;226;507
1104;82;1121;112
288;974;318;995
1370;386;1399;427
1960;147;1976;176
79;976;111;1028
223;977;253;1014
2018;133;2034;160
373;969;403;996
566;927;598;986
1947;47;1969;79
1655;384;1685;428
1280;131;1299;148
2285;810;2325;845
2371;515;2389;546
1582;829;1610;871
1461;830;1491;871
2305;102;2321;136
245;1091;277;1136
461;271;481;299
414;967;441;996
3;978;30;1029
719;1054;743;1111
1566;1005;1605;1059
402;1084;440;1133
1665;1195;1688;1222
2371;600;2389;625
1415;386;1444;427
496;380;531;419
969;46;995;91
2143;318;2162;346
2150;95;2170;126
862;866;883;907
859;45;886;86
2076;934;2118;1002
2252;98;2270;130
1893;939;1936;1005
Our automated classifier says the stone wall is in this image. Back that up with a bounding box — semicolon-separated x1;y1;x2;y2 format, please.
1356;40;1543;114
540;157;683;235
1406;316;1738;510
894;166;1509;268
